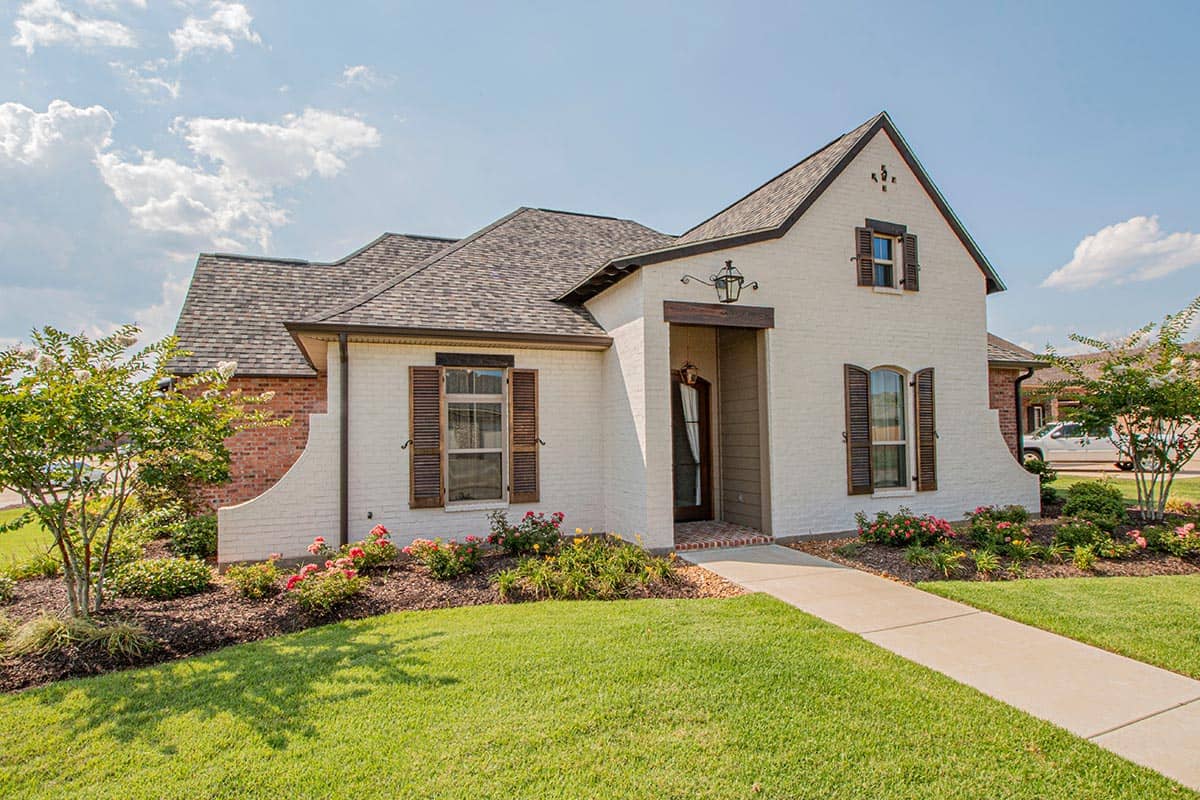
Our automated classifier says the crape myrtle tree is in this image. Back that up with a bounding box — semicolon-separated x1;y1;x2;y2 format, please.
0;325;280;617
1041;296;1200;522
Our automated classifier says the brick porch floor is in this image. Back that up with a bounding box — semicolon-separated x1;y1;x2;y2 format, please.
673;520;773;551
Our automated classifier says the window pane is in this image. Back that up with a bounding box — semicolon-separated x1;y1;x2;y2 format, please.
447;402;503;449
873;444;906;488
447;452;503;502
870;369;905;442
874;262;893;287
872;236;892;261
445;368;504;395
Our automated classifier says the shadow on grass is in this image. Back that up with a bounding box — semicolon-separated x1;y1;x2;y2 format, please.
29;622;458;751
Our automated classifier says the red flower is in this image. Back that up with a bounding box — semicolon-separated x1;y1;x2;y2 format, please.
286;575;302;590
349;547;366;558
370;524;389;539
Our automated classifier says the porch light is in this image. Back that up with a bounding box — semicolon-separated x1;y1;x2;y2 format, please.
680;260;759;304
679;361;700;385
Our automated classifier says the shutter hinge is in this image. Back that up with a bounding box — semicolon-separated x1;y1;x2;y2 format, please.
841;431;847;443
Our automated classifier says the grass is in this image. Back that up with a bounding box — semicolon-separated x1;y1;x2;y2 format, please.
1050;475;1200;504
0;506;52;565
922;576;1200;680
0;595;1191;799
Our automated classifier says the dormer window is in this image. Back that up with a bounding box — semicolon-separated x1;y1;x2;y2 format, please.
855;223;920;291
872;235;896;288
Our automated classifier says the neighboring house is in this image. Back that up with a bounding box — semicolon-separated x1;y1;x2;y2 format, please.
986;334;1044;458
172;111;1037;562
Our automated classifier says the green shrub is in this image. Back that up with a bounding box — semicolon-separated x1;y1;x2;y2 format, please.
1003;537;1040;565
487;510;564;556
929;545;967;578
970;549;1001;578
7;550;61;580
1073;544;1097;571
225;559;282;599
1071;509;1121;533
1062;481;1127;522
904;544;932;567
1052;518;1111;550
120;502;187;541
1023;457;1057;488
0;613;14;644
1096;539;1138;559
494;536;675;601
1142;522;1200;557
170;515;218;559
403;537;483;580
110;557;212;599
4;614;155;659
855;508;956;547
0;574;13;604
964;506;1031;549
1041;485;1062;505
1041;542;1071;563
286;564;367;613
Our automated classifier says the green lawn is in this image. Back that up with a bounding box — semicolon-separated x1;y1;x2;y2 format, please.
0;595;1190;799
0;506;52;564
1050;475;1200;504
922;576;1200;680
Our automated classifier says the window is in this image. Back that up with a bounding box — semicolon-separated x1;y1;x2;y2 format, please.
1057;422;1084;439
872;235;896;287
870;368;907;488
444;368;505;502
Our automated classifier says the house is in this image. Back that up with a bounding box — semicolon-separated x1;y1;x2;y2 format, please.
171;111;1038;562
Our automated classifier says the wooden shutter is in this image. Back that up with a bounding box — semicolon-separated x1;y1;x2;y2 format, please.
509;368;539;504
902;233;920;291
409;366;444;508
844;364;873;495
914;367;937;491
855;227;875;286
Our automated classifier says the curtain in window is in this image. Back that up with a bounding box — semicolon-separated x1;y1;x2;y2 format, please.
678;383;702;505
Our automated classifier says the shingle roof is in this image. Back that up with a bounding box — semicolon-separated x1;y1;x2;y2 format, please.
987;334;1042;368
1025;341;1200;387
171;233;457;376
303;207;674;339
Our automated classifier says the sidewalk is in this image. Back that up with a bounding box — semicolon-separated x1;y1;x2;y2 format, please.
684;544;1200;791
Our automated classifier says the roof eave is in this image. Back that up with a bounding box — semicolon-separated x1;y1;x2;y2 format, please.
284;321;613;350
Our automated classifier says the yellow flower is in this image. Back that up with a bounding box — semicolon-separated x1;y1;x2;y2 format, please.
575;528;583;534
533;543;540;552
573;537;585;546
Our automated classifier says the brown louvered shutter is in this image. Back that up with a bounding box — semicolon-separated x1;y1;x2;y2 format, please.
509;368;539;503
914;367;937;491
409;366;444;508
844;364;873;495
855;227;875;286
902;233;920;291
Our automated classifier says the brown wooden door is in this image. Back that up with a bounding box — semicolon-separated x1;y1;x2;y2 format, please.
672;374;712;522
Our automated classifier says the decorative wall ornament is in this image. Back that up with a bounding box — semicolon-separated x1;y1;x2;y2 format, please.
870;164;897;192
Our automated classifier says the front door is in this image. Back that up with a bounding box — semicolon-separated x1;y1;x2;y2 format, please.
672;374;712;522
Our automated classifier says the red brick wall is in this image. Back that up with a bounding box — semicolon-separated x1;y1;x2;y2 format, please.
988;366;1020;459
195;374;327;510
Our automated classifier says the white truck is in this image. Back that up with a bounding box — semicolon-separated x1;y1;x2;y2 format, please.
1021;422;1132;469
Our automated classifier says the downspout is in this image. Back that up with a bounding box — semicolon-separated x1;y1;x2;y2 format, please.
339;333;349;548
1013;367;1035;462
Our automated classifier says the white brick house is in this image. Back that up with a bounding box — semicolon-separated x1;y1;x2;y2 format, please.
172;111;1037;562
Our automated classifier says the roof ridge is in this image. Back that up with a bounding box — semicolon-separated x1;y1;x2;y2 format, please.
200;232;460;269
676;111;885;241
307;208;534;323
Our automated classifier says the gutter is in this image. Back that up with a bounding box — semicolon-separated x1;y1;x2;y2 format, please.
1013;367;1036;462
339;333;349;548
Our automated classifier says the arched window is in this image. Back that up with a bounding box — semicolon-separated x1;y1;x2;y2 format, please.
870;368;907;488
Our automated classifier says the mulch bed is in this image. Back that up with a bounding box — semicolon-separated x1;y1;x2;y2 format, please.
0;553;743;693
790;514;1200;585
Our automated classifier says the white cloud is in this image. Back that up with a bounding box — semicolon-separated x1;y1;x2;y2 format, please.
169;1;261;59
11;0;137;53
339;64;392;89
111;59;181;101
0;98;114;164
1043;215;1200;290
128;273;189;345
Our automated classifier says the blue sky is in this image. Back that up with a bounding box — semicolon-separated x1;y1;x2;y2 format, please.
1;1;1198;352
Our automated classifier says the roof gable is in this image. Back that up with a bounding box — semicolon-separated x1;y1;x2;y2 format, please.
560;111;1004;303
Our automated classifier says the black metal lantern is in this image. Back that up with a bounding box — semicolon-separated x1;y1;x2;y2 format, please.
679;361;700;385
681;260;759;304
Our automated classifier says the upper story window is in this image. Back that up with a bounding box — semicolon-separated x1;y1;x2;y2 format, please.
872;235;896;288
870;368;907;488
444;368;505;503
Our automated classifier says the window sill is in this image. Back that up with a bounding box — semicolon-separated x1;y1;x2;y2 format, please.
872;285;904;296
872;488;916;499
443;501;508;514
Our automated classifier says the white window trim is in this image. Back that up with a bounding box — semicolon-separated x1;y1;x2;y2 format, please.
872;233;899;289
443;368;508;507
868;366;915;493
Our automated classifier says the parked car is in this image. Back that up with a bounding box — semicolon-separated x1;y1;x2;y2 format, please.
1022;422;1132;469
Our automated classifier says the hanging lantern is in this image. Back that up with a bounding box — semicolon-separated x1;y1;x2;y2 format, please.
681;260;759;304
679;361;700;385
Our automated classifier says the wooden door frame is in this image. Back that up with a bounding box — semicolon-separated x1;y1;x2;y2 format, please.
671;372;713;522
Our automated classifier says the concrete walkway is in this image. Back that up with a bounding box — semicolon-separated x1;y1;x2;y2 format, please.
685;544;1200;791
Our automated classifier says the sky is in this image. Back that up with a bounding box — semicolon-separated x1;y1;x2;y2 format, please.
1;1;1198;354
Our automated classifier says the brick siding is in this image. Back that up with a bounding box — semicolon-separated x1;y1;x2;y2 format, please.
988;366;1020;459
196;374;327;510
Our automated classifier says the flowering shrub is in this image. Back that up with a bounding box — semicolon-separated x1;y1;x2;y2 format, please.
1165;499;1200;522
494;535;675;601
1143;522;1200;557
487;510;563;556
966;505;1030;525
224;556;282;599
966;506;1033;549
304;526;398;570
1051;518;1110;550
110;557;212;599
286;559;367;613
855;508;955;546
403;537;483;579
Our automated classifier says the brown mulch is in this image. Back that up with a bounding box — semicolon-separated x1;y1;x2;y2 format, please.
0;554;741;693
790;516;1200;586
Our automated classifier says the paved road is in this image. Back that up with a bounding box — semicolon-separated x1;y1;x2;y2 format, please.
686;545;1200;792
1049;455;1200;478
